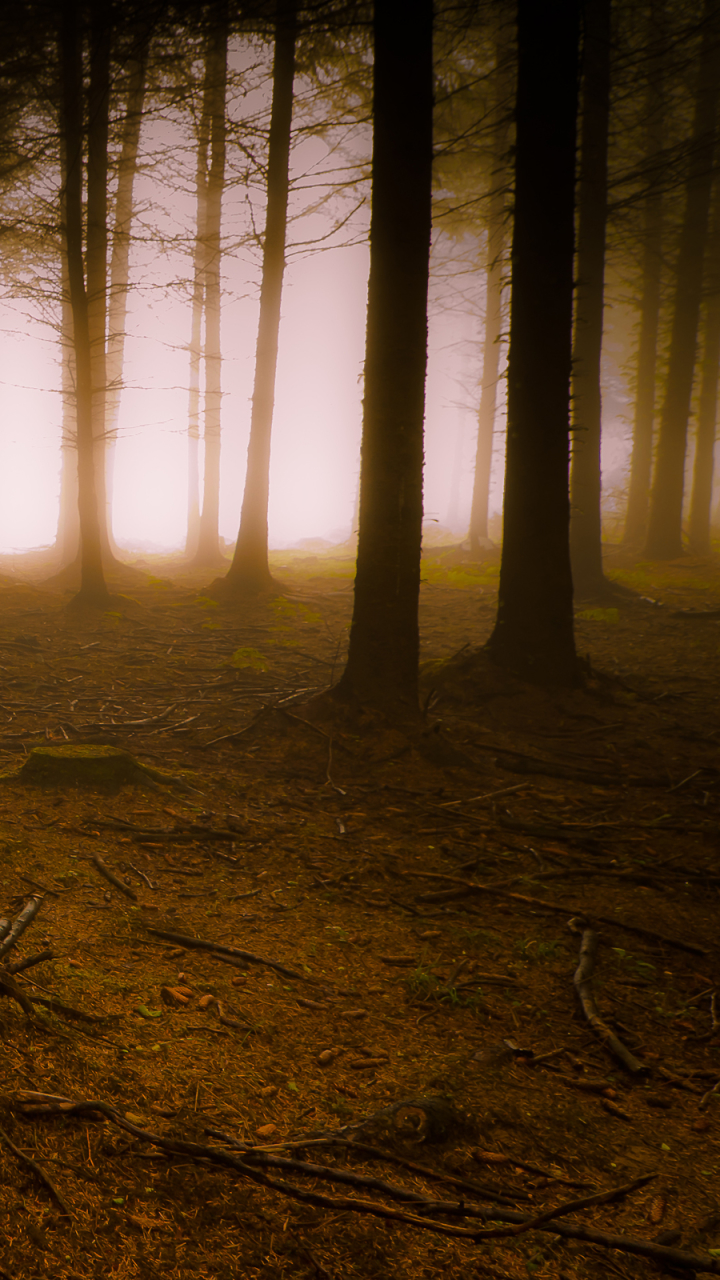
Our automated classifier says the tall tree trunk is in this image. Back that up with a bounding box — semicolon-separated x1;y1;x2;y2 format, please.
104;29;151;556
485;0;581;686
86;1;112;560
333;0;433;715
56;134;80;562
221;0;297;592
468;38;512;554
185;64;212;560
194;4;229;568
644;0;720;560
688;190;720;554
569;0;611;598
59;0;110;605
622;0;665;548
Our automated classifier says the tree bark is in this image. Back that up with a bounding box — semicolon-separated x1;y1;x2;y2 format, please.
485;0;581;686
193;3;229;569
622;0;666;549
86;1;112;560
59;0;110;605
468;38;512;555
55;134;80;563
688;189;720;554
333;0;433;715
569;0;611;599
185;56;212;560
222;0;297;592
644;0;720;560
104;28;151;555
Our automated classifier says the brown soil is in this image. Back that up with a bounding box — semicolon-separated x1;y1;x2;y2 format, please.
0;544;719;1280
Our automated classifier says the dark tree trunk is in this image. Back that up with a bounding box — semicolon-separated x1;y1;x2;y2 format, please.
194;4;229;568
56;135;80;563
569;0;611;599
104;29;151;555
185;64;212;560
59;0;110;605
467;37;512;555
644;0;720;560
485;0;581;686
333;0;433;715
622;1;666;550
688;191;720;554
222;0;297;592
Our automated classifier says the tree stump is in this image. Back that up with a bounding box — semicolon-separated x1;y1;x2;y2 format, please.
9;745;186;789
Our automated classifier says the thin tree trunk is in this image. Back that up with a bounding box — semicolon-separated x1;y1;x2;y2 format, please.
221;0;297;592
622;0;665;548
185;66;212;560
56;134;80;563
485;0;581;686
194;4;229;568
333;0;433;715
86;1;112;561
104;28;151;556
569;0;611;598
688;190;720;554
644;0;720;560
468;38;512;554
59;0;110;605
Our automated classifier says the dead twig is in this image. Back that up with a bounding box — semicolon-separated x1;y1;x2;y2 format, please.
89;854;137;902
5;949;54;975
570;922;645;1075
145;926;311;982
0;896;44;960
0;1123;71;1215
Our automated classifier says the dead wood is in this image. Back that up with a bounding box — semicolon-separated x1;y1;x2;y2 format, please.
90;854;138;901
0;895;44;960
0;1123;71;1216
145;926;311;981
570;923;646;1074
5;949;54;975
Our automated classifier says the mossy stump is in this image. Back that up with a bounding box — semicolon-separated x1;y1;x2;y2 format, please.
13;745;177;788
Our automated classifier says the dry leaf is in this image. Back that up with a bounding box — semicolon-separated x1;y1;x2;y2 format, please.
161;986;189;1007
256;1124;277;1138
198;994;215;1010
649;1196;666;1224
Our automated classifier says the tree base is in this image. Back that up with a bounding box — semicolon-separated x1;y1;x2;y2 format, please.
3;745;192;790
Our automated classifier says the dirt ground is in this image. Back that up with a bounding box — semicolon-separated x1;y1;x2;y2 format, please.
1;542;720;1280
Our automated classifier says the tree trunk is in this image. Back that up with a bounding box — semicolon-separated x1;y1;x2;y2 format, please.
485;0;581;686
194;3;229;569
221;0;297;592
55;134;80;563
104;28;151;556
333;0;433;715
644;0;720;560
59;0;110;605
185;60;212;560
468;38;512;554
569;0;611;599
622;0;665;549
688;190;720;554
86;1;112;561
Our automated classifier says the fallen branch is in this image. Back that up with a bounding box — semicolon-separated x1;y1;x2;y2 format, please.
408;870;706;955
145;926;311;982
90;855;137;902
0;896;44;961
5;949;54;975
13;1095;720;1270
570;922;645;1075
0;1123;71;1215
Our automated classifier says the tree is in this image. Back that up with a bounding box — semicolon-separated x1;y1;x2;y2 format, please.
467;29;512;556
184;44;212;559
688;186;720;553
331;0;433;715
59;0;111;605
485;0;581;686
622;0;666;549
569;0;611;599
644;0;720;560
216;0;297;593
194;0;230;569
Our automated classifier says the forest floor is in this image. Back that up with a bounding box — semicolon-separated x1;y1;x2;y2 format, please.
0;542;720;1280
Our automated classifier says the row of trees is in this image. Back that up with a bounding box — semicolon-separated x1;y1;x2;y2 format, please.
2;0;720;711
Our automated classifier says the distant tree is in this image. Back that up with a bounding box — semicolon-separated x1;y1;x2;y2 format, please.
569;0;611;599
216;0;298;594
644;0;720;560
184;42;212;560
688;186;720;553
622;0;666;550
485;0;581;686
332;0;433;714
